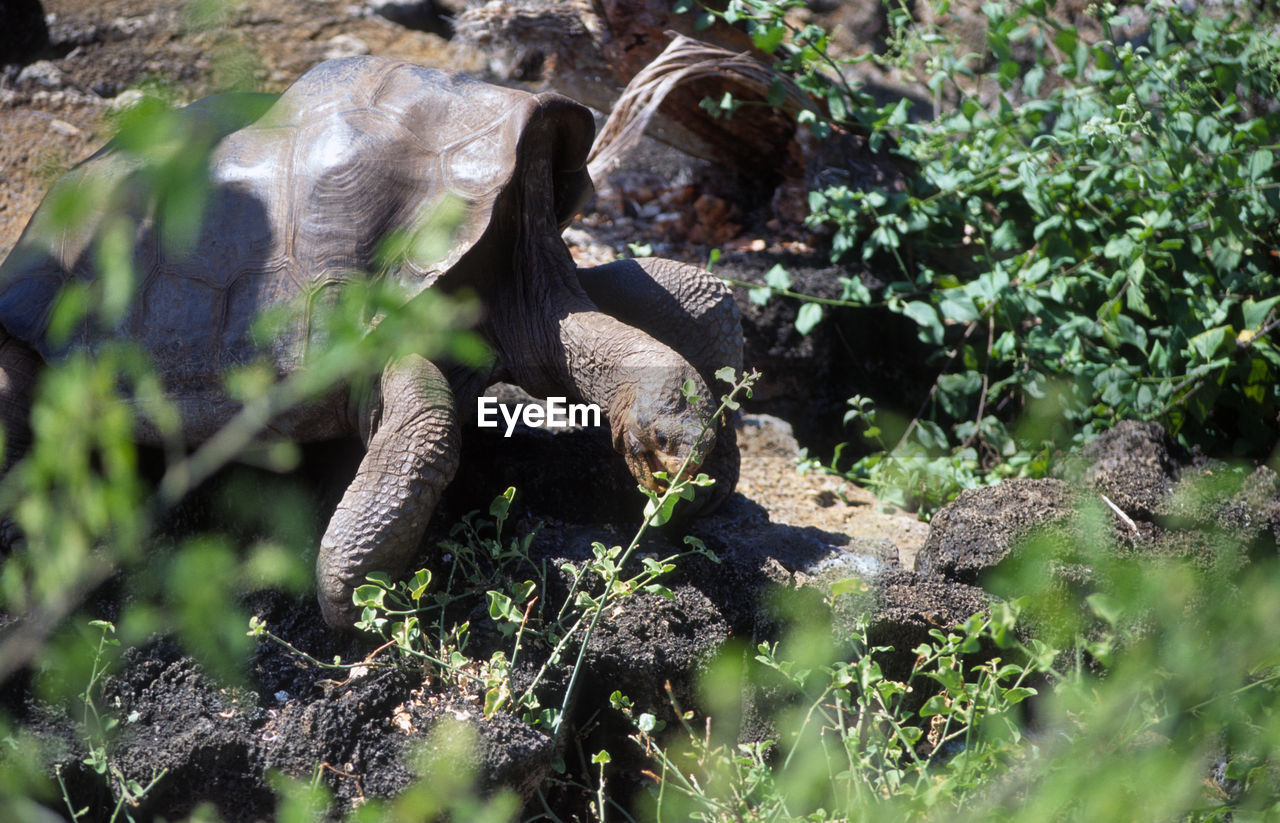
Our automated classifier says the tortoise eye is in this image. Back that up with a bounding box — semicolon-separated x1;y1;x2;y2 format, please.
654;431;670;452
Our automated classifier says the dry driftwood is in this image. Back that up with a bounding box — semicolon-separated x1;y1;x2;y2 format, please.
458;0;910;228
456;0;755;104
586;33;814;182
457;0;804;182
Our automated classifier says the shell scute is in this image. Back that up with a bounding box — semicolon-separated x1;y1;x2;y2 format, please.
0;56;597;421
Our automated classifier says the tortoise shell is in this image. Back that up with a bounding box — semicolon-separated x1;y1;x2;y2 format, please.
0;56;595;399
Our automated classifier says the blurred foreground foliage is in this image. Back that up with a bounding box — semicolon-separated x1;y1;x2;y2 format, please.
1;1;1279;821
621;506;1280;822
0;8;485;816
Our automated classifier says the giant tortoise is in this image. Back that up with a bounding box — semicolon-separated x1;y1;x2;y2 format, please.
0;56;742;628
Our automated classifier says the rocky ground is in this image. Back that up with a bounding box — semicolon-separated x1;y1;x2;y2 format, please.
1;1;1277;821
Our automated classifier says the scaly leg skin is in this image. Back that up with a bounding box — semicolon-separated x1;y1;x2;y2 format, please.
575;258;744;514
316;354;460;629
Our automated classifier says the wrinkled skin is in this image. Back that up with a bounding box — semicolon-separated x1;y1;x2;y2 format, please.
0;57;743;629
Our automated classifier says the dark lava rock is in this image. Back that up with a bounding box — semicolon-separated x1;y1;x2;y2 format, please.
1217;465;1280;552
81;630;555;819
583;585;728;712
366;0;455;38
0;408;1054;821
865;569;993;679
916;478;1076;584
258;667;554;806
107;645;269;820
719;249;935;457
1073;419;1188;520
0;0;49;65
29;409;1260;821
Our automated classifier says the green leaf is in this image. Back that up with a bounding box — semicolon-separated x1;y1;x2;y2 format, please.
1086;592;1121;625
487;591;515;622
827;90;848;124
1248;149;1274;183
1103;234;1136;260
514;579;537;603
829;577;868;597
937;371;982;417
644;583;676;599
887;98;909;127
1242;296;1280;331
919;694;952;717
1023;63;1045;97
1188;326;1234;362
764;264;792;291
484;683;510;717
409;569;431;601
840;276;872;303
644;493;680;527
902;301;944;345
795;301;823;335
489;487;515;521
939;294;980;323
1210;235;1244;272
1003;686;1038;705
352;585;386;608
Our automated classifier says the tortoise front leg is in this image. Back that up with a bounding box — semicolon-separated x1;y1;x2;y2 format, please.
316;354;459;629
575;258;744;513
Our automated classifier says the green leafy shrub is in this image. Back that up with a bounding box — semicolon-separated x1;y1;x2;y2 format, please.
692;0;1280;512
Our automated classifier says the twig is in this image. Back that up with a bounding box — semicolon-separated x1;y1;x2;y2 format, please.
1100;493;1140;535
319;762;366;803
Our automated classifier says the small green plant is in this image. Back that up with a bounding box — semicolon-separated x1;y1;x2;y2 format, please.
613;597;1054;821
55;620;166;823
338;368;760;735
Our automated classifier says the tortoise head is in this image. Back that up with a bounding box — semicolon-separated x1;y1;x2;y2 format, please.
609;357;717;493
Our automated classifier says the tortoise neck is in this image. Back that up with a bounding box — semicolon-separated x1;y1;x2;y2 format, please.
555;309;672;416
489;148;689;414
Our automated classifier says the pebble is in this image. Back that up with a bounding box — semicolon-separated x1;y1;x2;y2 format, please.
48;119;80;136
325;33;371;59
17;60;66;89
111;89;146;112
